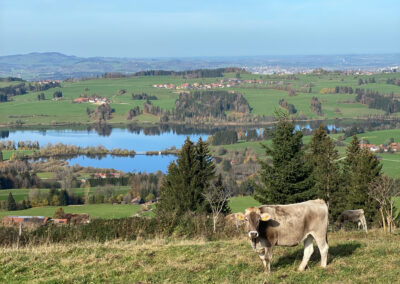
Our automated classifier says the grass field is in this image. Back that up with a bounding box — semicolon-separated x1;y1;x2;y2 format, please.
0;186;131;202
0;204;141;219
0;195;260;218
1;230;399;283
0;72;399;126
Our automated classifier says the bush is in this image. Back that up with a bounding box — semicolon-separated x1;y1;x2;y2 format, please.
0;213;242;247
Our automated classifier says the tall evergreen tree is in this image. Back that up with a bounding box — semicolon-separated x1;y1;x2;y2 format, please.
255;111;315;204
342;135;382;222
156;137;215;216
0;151;3;162
308;125;341;220
7;192;17;211
58;190;69;206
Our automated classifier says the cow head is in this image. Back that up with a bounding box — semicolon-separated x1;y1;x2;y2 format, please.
236;207;271;239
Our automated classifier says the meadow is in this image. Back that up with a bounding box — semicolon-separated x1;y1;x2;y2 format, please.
0;195;261;219
0;72;399;126
0;186;131;202
0;230;399;283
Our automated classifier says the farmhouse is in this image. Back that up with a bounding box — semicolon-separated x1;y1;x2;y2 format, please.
360;143;379;152
73;97;89;103
2;216;49;225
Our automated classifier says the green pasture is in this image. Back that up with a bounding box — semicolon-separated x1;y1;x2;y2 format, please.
0;204;140;219
1;149;36;160
229;196;261;212
0;186;131;202
1;231;399;283
344;129;400;145
0;194;260;218
0;72;399;126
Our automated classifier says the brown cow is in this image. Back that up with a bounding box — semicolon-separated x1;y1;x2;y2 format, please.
337;209;368;233
236;199;329;273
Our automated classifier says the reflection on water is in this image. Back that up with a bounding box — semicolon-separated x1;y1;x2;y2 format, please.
2;128;209;152
64;154;176;173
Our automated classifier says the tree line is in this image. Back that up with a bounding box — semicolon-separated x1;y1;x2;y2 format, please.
278;98;297;114
255;111;383;223
102;67;245;79
0;81;61;103
310;97;323;115
173;90;251;121
355;88;400;114
386;78;400;86
131;93;158;100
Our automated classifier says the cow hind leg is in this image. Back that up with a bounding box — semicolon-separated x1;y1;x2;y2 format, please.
315;235;329;268
361;216;368;234
298;235;314;271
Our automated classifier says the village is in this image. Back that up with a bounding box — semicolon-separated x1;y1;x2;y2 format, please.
360;142;400;153
153;78;265;90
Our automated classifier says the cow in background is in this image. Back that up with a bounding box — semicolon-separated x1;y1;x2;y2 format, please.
337;209;368;233
236;199;329;273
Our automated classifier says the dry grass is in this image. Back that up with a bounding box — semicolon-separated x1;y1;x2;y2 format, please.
1;230;399;283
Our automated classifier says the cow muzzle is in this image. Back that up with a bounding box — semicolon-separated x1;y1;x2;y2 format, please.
248;231;259;238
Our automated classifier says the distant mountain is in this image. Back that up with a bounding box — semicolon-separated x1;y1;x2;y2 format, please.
0;52;399;80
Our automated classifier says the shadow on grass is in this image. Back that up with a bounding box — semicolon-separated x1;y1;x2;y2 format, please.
274;242;362;268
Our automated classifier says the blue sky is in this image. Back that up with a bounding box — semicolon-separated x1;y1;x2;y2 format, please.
0;0;399;57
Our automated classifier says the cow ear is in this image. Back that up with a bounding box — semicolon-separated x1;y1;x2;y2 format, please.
260;213;270;221
236;213;245;221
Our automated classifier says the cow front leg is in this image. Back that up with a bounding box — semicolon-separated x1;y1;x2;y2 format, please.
298;235;314;271
258;247;272;273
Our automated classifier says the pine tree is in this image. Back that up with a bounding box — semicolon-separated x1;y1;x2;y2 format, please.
342;135;382;222
58;190;69;206
255;111;315;204
308;125;341;220
0;151;3;162
7;192;17;211
156;137;215;216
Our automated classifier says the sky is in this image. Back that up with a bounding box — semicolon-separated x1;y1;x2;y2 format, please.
0;0;399;57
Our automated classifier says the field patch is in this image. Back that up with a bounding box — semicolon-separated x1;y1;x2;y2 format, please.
0;231;399;283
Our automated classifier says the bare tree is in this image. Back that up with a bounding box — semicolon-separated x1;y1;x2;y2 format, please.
203;176;232;233
368;175;400;233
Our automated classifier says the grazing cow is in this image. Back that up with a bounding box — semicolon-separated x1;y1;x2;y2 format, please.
225;213;244;232
337;209;368;233
236;199;329;273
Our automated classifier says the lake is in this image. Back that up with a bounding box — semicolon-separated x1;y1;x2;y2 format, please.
1;119;395;172
1;128;210;172
64;154;177;173
1;128;209;152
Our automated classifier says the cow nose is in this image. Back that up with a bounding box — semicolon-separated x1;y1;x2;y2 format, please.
248;231;259;238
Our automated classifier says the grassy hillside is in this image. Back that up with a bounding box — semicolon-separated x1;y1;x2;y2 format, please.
0;204;141;219
0;72;399;126
0;186;131;202
1;231;399;283
0;195;260;218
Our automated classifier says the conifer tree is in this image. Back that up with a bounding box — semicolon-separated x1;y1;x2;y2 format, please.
342;135;382;221
157;137;216;216
58;190;69;206
0;151;3;162
255;111;314;204
308;125;341;220
7;192;17;211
